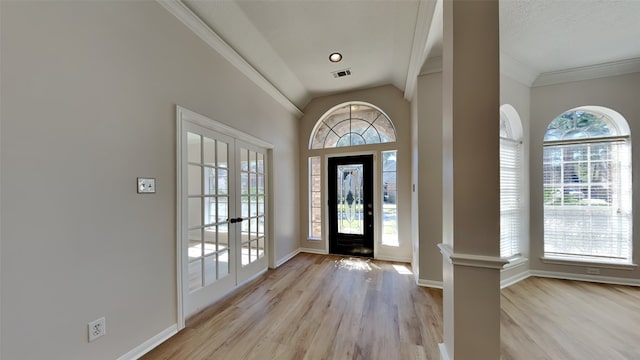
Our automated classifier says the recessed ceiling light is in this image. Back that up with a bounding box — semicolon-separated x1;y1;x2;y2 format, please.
329;52;342;63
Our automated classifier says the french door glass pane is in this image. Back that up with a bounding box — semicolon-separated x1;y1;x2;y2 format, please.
204;197;216;226
187;133;201;163
188;165;201;195
204;255;217;286
337;164;364;235
217;197;228;223
204;167;215;195
217;141;228;168
203;137;215;165
188;198;202;228
218;224;229;250
204;226;217;254
188;229;202;260
217;169;228;195
219;250;230;277
188;259;202;291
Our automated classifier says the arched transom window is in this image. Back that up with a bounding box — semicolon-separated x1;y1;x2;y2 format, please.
543;106;632;263
309;102;396;149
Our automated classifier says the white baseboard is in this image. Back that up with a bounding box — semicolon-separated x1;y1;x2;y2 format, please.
374;254;412;263
116;324;178;360
275;248;301;267
501;270;531;289
438;343;450;360
530;270;640;287
417;279;443;289
299;247;328;255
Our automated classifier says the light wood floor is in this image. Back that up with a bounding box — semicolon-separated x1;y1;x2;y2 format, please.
142;253;640;360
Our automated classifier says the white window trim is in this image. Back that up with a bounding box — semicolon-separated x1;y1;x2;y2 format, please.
541;256;637;271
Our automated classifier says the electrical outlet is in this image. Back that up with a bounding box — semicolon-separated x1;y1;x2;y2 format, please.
586;267;600;275
88;317;106;342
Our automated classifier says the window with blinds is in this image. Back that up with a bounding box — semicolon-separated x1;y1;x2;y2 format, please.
499;105;523;259
543;108;632;263
500;138;521;258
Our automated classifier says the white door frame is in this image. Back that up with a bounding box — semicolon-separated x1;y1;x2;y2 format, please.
176;106;274;329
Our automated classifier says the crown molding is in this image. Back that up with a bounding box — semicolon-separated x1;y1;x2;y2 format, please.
420;56;442;76
404;0;440;101
156;0;303;118
533;58;640;88
500;53;538;87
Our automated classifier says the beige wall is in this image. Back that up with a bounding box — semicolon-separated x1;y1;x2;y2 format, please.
416;72;444;283
0;2;299;359
531;72;640;279
298;85;412;261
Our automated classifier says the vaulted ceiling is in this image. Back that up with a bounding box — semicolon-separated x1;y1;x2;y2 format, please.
170;0;640;112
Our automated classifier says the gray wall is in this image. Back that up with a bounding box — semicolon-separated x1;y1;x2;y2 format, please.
1;2;299;359
530;72;640;279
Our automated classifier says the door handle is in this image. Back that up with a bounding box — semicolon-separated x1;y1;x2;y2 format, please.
228;217;244;224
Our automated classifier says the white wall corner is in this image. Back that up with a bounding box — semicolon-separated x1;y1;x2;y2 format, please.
500;53;539;87
533;57;640;87
156;0;303;118
116;324;178;360
275;248;302;267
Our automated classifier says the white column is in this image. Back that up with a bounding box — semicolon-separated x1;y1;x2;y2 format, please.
439;0;505;359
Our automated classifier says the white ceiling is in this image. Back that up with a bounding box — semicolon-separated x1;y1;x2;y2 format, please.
179;0;640;111
500;0;640;74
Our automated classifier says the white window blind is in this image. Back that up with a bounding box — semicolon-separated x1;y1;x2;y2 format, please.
309;156;322;239
543;141;632;262
500;138;521;258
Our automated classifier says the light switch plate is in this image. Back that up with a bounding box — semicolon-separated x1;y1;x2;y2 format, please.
137;177;156;194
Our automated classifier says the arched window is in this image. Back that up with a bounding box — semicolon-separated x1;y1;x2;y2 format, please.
543;106;632;263
309;102;396;149
500;104;523;258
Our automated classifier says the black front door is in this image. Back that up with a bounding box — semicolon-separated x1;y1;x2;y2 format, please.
328;155;374;257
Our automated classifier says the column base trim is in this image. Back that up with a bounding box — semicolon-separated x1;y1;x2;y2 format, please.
438;243;508;269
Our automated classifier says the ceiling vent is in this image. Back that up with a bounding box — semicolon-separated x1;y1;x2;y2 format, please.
332;68;352;78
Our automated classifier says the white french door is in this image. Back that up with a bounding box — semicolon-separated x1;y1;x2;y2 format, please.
179;114;268;319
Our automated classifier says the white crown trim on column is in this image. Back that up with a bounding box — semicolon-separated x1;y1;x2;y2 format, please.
438;243;508;270
156;0;303;118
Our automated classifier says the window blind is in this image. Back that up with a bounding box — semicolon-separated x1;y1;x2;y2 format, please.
543;141;632;262
500;138;521;258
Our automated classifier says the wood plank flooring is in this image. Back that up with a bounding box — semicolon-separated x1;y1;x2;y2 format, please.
501;276;640;360
142;253;640;360
143;253;443;360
